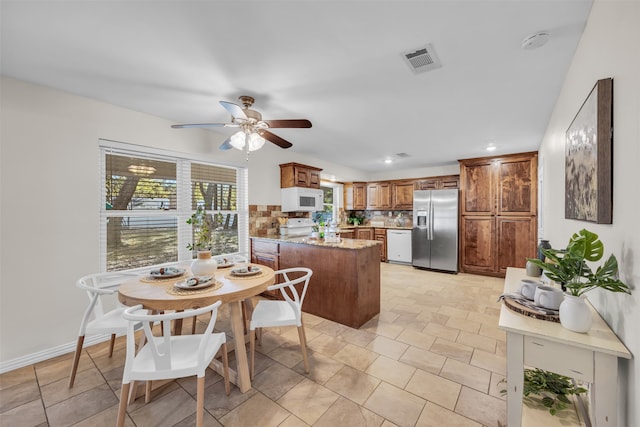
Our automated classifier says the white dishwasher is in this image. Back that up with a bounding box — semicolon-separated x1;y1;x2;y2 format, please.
386;229;412;264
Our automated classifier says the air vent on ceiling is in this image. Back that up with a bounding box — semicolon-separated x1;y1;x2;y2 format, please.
402;44;442;74
395;152;411;158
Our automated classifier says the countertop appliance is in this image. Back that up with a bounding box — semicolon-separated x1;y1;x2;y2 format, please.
281;187;323;212
387;229;412;264
412;189;458;272
279;218;315;236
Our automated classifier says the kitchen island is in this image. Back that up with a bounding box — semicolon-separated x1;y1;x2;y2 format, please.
250;236;381;328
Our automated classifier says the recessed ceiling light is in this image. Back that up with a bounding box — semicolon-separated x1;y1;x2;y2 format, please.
486;145;497;152
384;159;393;164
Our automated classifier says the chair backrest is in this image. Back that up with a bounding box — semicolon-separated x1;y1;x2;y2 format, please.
121;301;222;379
271;268;313;320
76;271;139;334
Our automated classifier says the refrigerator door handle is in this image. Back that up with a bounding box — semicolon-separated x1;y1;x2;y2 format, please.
429;200;434;240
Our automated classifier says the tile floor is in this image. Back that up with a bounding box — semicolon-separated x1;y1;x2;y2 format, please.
0;263;508;427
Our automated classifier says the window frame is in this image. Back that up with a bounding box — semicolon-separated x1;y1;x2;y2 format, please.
99;139;249;272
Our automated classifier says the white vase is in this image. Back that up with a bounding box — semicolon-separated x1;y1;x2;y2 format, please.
191;251;217;276
559;294;592;333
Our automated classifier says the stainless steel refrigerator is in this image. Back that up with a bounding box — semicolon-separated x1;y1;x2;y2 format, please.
412;189;458;272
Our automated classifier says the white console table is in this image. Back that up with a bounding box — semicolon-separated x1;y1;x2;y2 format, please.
499;268;632;427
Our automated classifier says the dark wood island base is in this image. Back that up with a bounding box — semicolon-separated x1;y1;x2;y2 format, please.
251;237;381;328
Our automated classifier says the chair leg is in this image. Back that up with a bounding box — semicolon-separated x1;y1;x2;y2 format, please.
68;335;85;388
249;329;256;380
196;376;205;427
257;327;263;345
145;380;152;403
127;380;138;404
117;382;130;427
221;343;230;395
191;315;197;334
109;333;116;357
297;325;310;373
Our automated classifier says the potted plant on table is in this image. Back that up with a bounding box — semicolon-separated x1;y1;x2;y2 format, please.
527;229;631;333
186;206;218;275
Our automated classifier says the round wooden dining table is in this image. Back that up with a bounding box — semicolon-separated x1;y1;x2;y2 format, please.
118;264;275;393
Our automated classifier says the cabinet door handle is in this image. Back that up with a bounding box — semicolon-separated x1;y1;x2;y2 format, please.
531;341;545;347
569;369;584;375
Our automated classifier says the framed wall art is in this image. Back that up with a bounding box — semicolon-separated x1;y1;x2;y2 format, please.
565;78;613;224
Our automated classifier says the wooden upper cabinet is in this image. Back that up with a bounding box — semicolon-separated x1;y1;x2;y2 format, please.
344;183;354;210
497;155;537;216
367;183;379;209
415;175;460;191
353;182;367;210
379;182;392;209
392;181;414;209
460;160;494;215
366;182;392;210
279;162;323;189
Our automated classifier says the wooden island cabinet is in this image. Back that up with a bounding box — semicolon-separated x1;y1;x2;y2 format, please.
251;236;381;328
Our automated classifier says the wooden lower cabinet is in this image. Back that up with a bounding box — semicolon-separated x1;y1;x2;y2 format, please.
460;216;537;276
375;228;387;262
355;227;374;240
496;216;537;275
460;216;495;274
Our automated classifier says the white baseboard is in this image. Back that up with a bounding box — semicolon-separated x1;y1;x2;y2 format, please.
0;334;111;374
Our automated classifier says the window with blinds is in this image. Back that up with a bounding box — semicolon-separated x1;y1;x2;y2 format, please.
100;141;248;271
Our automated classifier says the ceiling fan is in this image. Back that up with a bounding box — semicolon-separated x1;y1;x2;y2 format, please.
171;95;312;151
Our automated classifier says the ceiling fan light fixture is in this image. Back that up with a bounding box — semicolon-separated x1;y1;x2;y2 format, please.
229;131;266;152
247;132;266;151
229;131;246;150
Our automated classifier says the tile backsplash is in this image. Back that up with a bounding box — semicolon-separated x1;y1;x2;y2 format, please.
249;205;308;236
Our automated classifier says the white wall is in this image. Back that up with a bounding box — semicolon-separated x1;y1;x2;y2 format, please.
538;1;639;425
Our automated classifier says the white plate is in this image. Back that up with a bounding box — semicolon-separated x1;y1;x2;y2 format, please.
174;276;215;290
231;266;262;276
216;261;235;269
148;267;186;279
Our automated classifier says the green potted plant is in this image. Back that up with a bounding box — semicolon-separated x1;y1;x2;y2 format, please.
527;229;631;332
186;206;218;275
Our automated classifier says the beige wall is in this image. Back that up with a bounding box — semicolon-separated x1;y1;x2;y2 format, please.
538;1;640;424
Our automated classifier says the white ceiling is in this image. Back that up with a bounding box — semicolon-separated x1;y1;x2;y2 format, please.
1;0;593;172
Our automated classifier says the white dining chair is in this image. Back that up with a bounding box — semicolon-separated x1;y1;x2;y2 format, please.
68;271;142;388
249;267;313;379
116;301;230;427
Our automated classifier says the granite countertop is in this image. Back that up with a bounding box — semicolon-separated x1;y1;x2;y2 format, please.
250;235;381;249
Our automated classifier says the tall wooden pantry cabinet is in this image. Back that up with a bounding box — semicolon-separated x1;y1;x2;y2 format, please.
458;152;538;277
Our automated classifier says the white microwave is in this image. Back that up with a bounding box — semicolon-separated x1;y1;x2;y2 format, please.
281;187;324;212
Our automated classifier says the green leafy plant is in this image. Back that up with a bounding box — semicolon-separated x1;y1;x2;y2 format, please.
500;369;588;416
527;229;631;296
186;205;213;252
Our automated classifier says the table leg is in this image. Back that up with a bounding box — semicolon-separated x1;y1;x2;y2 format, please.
229;300;251;393
592;352;618;426
506;331;524;427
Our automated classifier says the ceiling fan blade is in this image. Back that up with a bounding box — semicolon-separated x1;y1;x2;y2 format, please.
264;119;312;129
219;137;233;151
259;130;293;149
171;123;236;129
219;101;248;120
